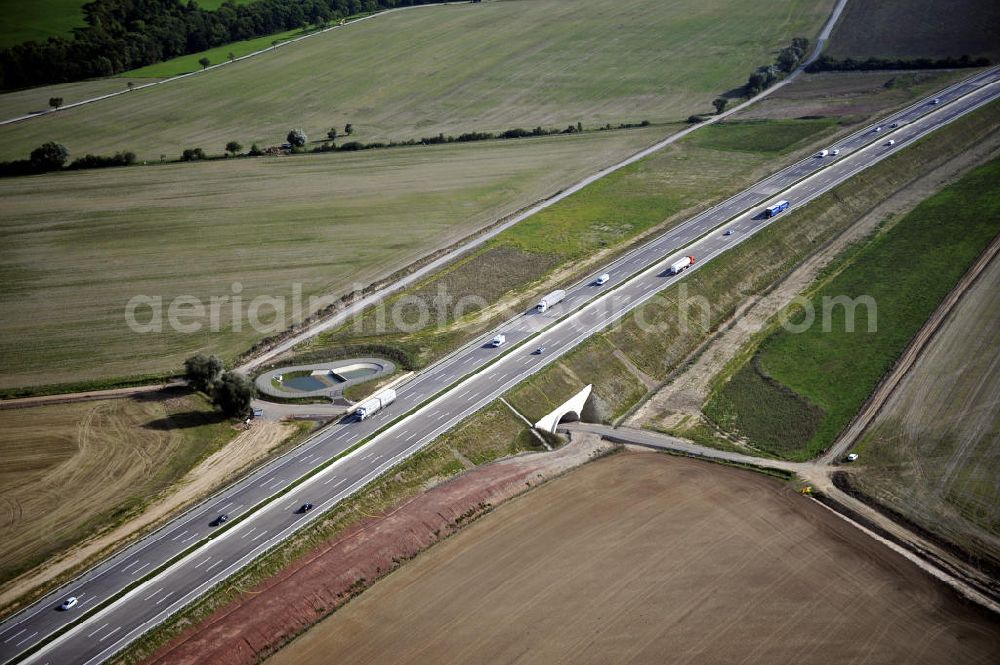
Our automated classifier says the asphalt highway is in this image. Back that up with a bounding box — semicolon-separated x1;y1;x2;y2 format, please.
2;66;998;665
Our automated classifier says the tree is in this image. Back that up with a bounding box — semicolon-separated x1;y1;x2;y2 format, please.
712;97;728;114
327;127;338;140
198;56;211;70
286;128;307;147
225;141;242;156
48;97;63;110
127;82;134;92
248;143;263;156
211;371;254;418
576;121;583;132
344;123;353;135
181;147;206;161
184;353;223;393
29;142;69;171
228;52;236;62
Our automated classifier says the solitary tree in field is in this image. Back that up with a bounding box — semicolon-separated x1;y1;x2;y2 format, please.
327;127;338;140
127;82;134;92
48;97;63;110
287;128;307;147
184;353;223;393
29;142;69;171
344;123;353;136
713;97;728;114
228;52;236;63
212;371;254;418
198;56;211;70
225;141;242;156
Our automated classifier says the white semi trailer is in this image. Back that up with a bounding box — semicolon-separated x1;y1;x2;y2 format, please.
669;256;696;275
537;289;567;313
355;388;397;420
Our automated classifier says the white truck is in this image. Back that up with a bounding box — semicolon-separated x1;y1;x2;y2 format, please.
669;255;696;275
536;289;566;313
355;388;396;420
491;334;506;347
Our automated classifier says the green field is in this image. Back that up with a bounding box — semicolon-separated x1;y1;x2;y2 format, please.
122;27;305;79
706;157;1000;460
0;0;833;161
825;0;1000;60
0;127;661;390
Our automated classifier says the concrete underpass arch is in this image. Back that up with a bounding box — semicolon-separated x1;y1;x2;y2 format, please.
535;384;592;434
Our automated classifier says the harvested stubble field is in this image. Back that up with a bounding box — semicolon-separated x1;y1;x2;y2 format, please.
0;127;659;390
824;0;1000;61
266;451;1000;665
0;390;233;584
0;0;833;161
852;252;1000;572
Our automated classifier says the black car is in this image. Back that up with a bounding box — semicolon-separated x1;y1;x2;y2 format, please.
211;514;229;526
297;503;314;513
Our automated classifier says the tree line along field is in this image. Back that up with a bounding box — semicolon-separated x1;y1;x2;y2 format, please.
850;254;1000;573
824;0;1000;61
704;157;1000;460
0;0;834;161
0;127;660;391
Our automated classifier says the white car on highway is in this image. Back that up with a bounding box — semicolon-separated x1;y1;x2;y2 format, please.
59;597;78;611
595;273;610;285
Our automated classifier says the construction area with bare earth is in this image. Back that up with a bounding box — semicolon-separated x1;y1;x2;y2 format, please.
251;450;1000;665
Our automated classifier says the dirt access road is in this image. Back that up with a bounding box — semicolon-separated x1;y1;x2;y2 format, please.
267;451;999;665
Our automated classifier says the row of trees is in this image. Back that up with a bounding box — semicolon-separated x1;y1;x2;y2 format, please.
0;0;442;89
745;37;810;96
806;54;990;73
184;354;254;418
0;141;137;177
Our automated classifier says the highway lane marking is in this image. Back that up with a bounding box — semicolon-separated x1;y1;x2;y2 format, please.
4;628;27;643
131;563;150;576
155;592;174;606
240;527;258;539
85;623;108;638
253;530;269;541
194;557;212;569
231;504;244;514
143;588;164;600
322;475;338;485
15;631;38;647
78;597;96;608
181;532;200;544
120;560;140;572
98;626;121;642
267;478;286;489
218;502;234;511
206;560;225;572
170;530;188;542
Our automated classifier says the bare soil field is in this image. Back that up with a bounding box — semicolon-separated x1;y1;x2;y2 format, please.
0;390;296;608
824;0;1000;61
267;451;1000;665
851;251;1000;572
737;69;972;121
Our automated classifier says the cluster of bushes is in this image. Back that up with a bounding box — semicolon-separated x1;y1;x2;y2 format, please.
184;354;254;419
0;0;444;89
806;54;990;73
744;37;810;96
0;141;139;177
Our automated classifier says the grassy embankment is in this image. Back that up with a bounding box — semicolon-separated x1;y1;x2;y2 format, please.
113;400;541;665
824;0;1000;61
0;0;833;161
704;157;1000;460
0;392;233;584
